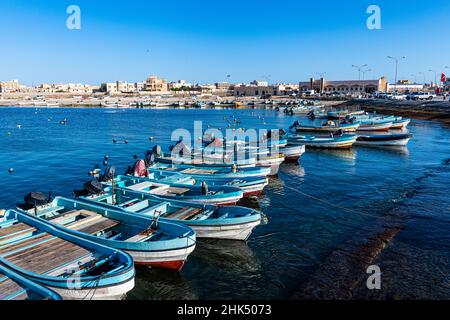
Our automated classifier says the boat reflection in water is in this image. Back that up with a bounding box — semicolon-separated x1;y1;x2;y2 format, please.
193;240;261;273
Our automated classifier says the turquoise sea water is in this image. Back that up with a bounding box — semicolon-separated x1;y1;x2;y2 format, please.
0;107;449;299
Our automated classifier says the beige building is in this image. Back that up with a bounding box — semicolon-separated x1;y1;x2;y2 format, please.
234;83;298;97
0;80;20;93
299;77;388;94
145;76;168;92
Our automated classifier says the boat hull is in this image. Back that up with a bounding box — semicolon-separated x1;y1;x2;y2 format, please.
129;245;195;271
357;122;393;131
390;119;411;129
192;220;261;240
49;277;135;300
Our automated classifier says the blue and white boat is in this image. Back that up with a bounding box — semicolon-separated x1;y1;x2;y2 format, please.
142;167;268;197
355;132;413;146
0;210;135;300
286;133;358;149
16;196;196;271
0;261;62;300
106;175;244;206
148;162;271;178
81;187;262;241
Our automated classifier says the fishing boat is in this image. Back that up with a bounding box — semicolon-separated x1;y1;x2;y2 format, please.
0;209;135;300
148;162;271;178
390;117;411;129
16;193;196;271
286;133;358;149
355;132;413;146
357;121;393;131
142;168;268;196
0;262;62;300
276;144;306;161
290;120;360;133
106;174;244;206
327;110;349;119
255;153;285;175
80;187;262;241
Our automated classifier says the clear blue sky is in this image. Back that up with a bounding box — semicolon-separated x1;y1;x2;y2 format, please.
1;0;449;85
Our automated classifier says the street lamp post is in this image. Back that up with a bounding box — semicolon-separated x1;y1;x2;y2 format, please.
352;64;368;80
387;56;406;91
362;68;372;80
428;69;437;87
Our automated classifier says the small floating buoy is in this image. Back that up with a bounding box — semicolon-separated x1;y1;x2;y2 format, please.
113;139;117;143
16;124;21;129
149;136;154;141
103;160;108;166
8;168;14;174
124;140;128;144
133;155;138;160
104;155;109;160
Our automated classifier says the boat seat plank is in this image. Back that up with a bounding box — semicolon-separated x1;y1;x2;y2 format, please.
77;217;120;235
0;274;26;300
127;181;155;191
125;228;156;242
165;207;202;220
181;168;217;174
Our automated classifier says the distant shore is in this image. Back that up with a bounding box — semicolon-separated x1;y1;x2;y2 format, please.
341;99;450;126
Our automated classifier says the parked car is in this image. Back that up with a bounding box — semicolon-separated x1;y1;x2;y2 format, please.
388;93;407;100
407;92;436;100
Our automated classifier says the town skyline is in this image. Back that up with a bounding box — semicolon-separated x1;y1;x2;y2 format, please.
1;0;449;85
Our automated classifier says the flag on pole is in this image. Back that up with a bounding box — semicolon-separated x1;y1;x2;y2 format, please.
441;73;446;82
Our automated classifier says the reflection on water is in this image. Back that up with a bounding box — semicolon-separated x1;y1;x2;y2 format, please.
0;107;449;299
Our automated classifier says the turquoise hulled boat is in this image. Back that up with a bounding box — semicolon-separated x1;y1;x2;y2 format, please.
290;120;360;133
106;174;244;206
286;133;358;149
140;168;268;197
0;261;62;300
80;187;262;241
148;162;271;178
0;210;135;300
16;196;196;271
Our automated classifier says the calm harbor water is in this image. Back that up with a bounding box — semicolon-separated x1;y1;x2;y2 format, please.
0;107;449;299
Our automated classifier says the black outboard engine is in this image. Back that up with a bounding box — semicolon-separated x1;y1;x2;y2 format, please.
144;150;156;166
152;145;162;157
279;128;286;136
83;179;104;195
100;166;116;182
289;121;300;130
24;192;49;207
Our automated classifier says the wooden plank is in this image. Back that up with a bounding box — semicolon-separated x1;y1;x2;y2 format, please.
77;217;120;235
128;181;154;191
0;273;25;300
7;238;91;275
165;207;202;220
125;228;156;242
0;233;54;256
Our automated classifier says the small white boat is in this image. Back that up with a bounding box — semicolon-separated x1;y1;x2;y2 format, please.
355;132;412;146
357;122;393;131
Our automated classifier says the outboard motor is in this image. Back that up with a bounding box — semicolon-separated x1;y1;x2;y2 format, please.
24;192;50;207
133;159;148;177
279;128;286;136
144;150;156;166
289;121;300;130
83;179;104;195
100;165;116;182
152;145;162;157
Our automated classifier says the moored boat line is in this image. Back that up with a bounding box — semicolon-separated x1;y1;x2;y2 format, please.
79;186;262;241
16;195;196;272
